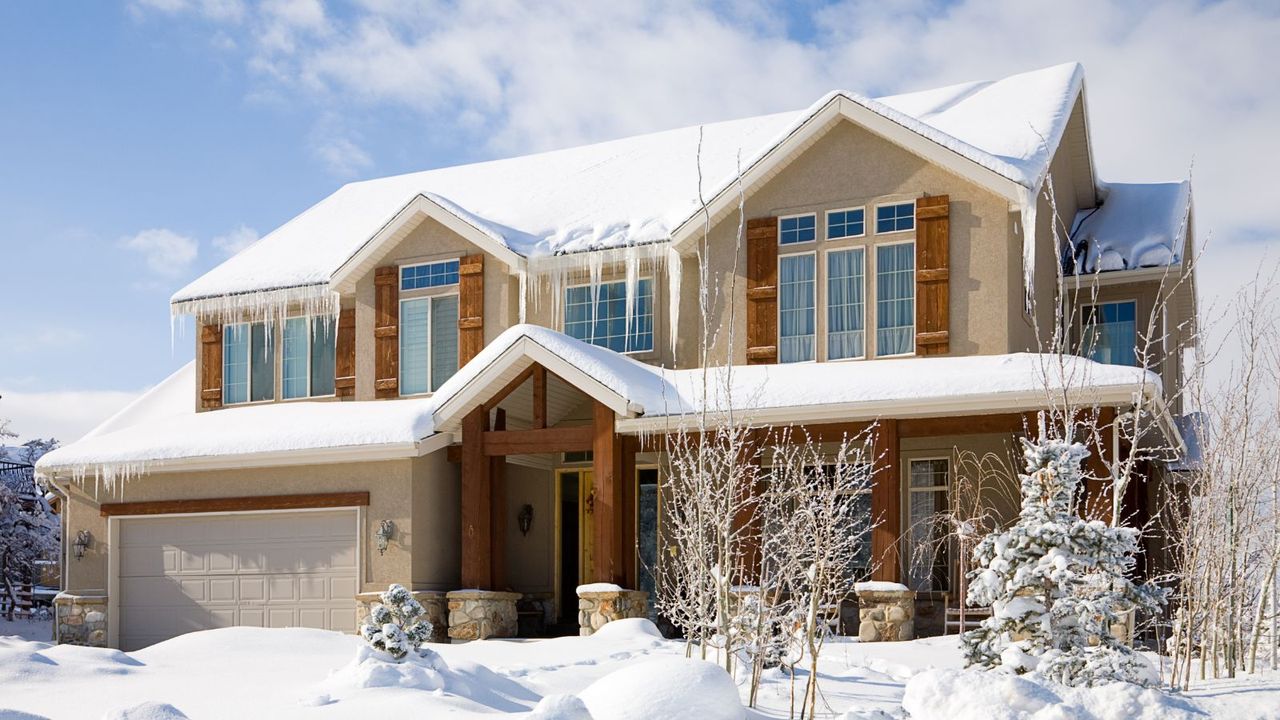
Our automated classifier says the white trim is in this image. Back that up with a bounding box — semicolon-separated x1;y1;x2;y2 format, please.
871;239;917;359
777;250;818;364
824;206;868;241
777;212;818;246
561;276;656;356
107;506;362;650
872;200;918;236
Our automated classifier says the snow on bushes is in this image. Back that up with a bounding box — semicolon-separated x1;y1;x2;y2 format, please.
962;437;1166;687
577;657;744;720
358;584;433;660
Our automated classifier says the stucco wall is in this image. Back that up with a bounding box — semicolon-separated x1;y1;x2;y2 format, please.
502;463;556;595
411;449;461;590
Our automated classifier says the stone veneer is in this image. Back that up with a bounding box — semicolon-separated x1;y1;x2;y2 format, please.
446;590;520;641
356;589;450;644
55;592;108;647
854;582;915;642
577;585;649;636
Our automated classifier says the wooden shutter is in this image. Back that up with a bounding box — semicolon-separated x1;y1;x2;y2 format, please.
458;254;485;364
915;195;950;355
199;323;223;409
746;217;778;364
334;307;356;398
374;266;399;398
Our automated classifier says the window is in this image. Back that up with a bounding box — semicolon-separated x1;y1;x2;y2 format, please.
827;248;865;360
222;322;274;404
399;295;459;395
779;214;816;245
827;208;865;240
906;458;950;592
282;316;336;399
400;259;460;291
875;202;915;234
1082;301;1137;366
778;253;816;362
875;243;915;356
564;278;654;353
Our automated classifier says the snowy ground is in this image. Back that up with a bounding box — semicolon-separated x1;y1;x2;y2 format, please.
1;622;1278;719
0;616;50;642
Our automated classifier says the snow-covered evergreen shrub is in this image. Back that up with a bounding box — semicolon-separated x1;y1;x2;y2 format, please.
358;584;432;660
961;436;1166;687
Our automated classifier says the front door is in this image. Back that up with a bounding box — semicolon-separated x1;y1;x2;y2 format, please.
556;469;595;626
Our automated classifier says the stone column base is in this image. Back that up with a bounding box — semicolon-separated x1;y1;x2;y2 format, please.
854;582;914;642
357;589;449;643
54;592;107;647
577;585;649;636
446;590;521;642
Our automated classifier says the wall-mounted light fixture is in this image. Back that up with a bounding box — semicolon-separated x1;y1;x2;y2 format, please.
518;504;534;536
73;530;92;561
374;520;395;556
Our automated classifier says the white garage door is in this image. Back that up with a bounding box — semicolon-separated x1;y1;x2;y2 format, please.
117;510;359;651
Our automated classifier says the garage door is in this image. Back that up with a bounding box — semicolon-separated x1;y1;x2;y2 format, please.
117;510;359;650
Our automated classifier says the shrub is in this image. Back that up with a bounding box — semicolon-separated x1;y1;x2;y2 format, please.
359;584;433;660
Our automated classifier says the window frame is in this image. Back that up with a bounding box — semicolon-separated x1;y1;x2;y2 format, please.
776;249;818;364
871;238;917;358
824;206;867;241
398;292;460;397
399;258;461;292
903;455;951;594
777;212;818;246
222;321;275;406
1079;299;1139;367
873;200;917;235
824;246;868;362
561;277;656;356
281;315;337;401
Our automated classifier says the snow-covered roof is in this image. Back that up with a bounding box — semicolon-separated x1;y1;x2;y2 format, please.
1068;181;1191;274
172;63;1087;311
39;324;1171;481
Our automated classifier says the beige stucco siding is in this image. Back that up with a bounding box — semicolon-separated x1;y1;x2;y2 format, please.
502;463;556;595
411;450;461;590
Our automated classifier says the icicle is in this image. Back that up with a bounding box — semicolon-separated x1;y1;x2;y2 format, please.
1017;184;1041;315
170;283;339;329
624;244;639;342
667;246;683;359
518;269;528;324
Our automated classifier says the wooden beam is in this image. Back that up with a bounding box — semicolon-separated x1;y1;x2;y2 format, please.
482;425;594;456
446;445;461;464
870;420;901;583
482;366;535;412
592;401;624;584
490;408;507;590
620;436;638;589
532;365;547;430
461;406;492;589
100;492;369;517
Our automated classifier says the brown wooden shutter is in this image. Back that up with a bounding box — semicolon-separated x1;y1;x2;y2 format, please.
374;266;399;398
746;217;778;364
334;307;356;398
458;254;485;365
915;195;950;355
199;322;223;409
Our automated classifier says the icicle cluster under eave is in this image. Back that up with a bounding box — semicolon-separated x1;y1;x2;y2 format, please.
170;283;341;329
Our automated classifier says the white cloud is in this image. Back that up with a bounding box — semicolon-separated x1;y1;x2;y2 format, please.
2;327;86;354
0;390;140;445
121;228;199;278
309;122;373;178
211;224;260;256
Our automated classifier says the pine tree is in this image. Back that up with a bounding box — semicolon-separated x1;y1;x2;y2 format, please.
961;435;1167;687
359;584;433;660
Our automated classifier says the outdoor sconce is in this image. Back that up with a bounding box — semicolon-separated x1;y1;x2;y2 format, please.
518;504;534;536
374;520;395;556
73;530;92;561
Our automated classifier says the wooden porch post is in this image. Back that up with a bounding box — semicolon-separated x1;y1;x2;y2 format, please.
490;408;507;590
461;406;492;589
592;401;624;584
870;420;901;582
1084;407;1117;524
620;436;638;589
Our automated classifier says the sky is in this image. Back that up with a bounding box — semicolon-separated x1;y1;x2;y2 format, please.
1;0;1277;444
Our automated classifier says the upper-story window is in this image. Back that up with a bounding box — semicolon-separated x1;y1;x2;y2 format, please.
875;202;915;234
400;295;459;395
827;208;865;240
401;259;460;291
1082;301;1137;366
283;316;336;399
875;242;916;356
564;278;654;353
223;322;274;405
778;253;816;362
779;214;817;245
826;248;865;360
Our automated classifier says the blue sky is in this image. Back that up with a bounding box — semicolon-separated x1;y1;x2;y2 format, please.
1;0;1277;443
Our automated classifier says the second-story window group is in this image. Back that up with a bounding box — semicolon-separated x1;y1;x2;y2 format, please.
223;316;336;405
778;200;917;363
564;278;654;354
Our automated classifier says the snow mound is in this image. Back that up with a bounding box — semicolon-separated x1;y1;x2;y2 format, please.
316;645;448;697
100;702;188;720
902;669;1200;720
0;710;50;720
577;658;743;720
576;582;624;593
588;618;662;641
529;694;595;719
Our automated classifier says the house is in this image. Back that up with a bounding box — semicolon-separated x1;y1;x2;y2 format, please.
36;62;1196;650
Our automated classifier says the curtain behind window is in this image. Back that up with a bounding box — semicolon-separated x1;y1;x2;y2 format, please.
827;248;865;360
876;243;915;356
779;254;816;362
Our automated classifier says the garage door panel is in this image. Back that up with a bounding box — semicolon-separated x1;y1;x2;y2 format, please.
118;510;358;651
